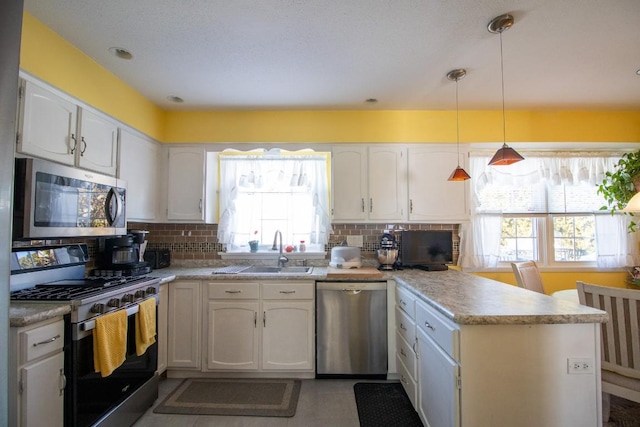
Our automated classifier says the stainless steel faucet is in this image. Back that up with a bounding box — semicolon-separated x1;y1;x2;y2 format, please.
271;230;289;267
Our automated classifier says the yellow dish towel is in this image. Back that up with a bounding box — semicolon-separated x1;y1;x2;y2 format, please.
136;297;156;356
93;309;127;377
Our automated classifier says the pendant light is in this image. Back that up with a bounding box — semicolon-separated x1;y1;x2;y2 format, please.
487;13;524;166
447;68;471;181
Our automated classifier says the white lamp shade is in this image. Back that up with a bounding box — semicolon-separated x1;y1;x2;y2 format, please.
623;192;640;212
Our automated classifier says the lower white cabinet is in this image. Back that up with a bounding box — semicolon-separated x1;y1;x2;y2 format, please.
205;281;314;372
157;283;169;374
167;280;201;369
9;317;65;427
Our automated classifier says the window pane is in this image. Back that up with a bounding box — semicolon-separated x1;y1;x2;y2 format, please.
500;217;538;261
548;182;607;213
552;215;596;262
477;183;547;213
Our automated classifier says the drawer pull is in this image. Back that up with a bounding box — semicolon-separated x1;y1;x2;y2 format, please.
400;299;406;307
424;321;436;332
279;290;296;294
400;323;407;331
401;375;407;384
400;348;406;357
33;334;61;347
225;290;242;294
59;369;66;396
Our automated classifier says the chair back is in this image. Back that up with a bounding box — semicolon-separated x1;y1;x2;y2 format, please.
511;261;545;294
576;282;640;380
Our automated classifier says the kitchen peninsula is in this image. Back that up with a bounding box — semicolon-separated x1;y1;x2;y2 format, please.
10;267;608;427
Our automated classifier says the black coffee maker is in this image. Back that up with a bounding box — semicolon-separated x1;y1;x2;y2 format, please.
96;230;151;276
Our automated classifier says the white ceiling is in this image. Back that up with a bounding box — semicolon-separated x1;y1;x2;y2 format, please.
24;0;640;111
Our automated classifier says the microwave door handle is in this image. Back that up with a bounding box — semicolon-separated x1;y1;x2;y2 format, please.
105;187;123;226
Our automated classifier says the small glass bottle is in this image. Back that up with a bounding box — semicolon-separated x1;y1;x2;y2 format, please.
299;240;306;252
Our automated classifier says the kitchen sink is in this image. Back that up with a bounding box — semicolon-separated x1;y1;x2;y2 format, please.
237;266;313;274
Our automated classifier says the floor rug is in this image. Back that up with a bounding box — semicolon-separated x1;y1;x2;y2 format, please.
153;378;301;417
354;382;423;427
608;395;640;427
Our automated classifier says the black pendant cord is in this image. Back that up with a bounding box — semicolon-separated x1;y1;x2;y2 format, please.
455;76;461;167
499;30;507;147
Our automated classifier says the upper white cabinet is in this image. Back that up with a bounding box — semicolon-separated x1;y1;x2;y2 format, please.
332;145;407;222
119;129;160;221
407;145;469;222
17;79;118;176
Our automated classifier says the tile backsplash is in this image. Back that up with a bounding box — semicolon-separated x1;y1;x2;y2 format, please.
129;222;460;265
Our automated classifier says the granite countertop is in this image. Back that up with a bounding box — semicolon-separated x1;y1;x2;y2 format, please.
10;266;607;327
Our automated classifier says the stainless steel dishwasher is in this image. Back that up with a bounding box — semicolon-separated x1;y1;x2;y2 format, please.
316;281;387;378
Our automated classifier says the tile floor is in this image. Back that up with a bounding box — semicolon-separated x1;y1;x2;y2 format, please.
133;378;378;427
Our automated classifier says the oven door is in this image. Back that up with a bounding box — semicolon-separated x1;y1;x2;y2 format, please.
66;303;158;427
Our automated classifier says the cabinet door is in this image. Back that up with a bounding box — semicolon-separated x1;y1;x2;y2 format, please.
167;281;201;369
207;301;260;370
120;129;160;221
262;301;314;370
167;146;206;221
417;327;460;427
408;146;468;221
18;80;77;166
332;145;367;221
20;351;64;427
77;108;118;176
157;283;169;374
368;145;406;220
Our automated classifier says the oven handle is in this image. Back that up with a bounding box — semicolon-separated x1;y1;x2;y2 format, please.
79;296;157;332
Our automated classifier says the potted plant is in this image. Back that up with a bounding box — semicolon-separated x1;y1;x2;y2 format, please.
597;150;640;232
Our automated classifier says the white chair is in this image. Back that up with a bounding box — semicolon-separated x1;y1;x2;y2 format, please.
511;261;546;294
576;281;640;422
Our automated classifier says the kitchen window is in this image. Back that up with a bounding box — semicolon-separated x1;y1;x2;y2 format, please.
217;149;331;252
460;152;637;270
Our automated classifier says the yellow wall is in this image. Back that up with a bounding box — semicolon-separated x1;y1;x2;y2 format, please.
475;271;630;294
20;13;640;144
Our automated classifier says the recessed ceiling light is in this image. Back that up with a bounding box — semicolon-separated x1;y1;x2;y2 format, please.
365;98;378;104
108;47;133;60
167;96;184;103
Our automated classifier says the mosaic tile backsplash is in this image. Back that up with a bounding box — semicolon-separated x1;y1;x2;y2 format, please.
129;222;460;265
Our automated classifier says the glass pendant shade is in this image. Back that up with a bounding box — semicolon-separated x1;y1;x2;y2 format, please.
488;143;525;166
448;166;472;181
622;192;640;212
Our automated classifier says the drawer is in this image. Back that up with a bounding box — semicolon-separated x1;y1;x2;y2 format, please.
396;286;415;319
262;282;314;300
396;331;417;380
415;299;459;361
208;282;259;299
397;354;418;409
21;320;64;363
395;306;416;346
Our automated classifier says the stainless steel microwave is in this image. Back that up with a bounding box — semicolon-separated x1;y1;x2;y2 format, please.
13;158;127;240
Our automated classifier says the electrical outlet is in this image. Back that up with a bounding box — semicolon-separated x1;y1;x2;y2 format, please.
567;358;594;374
346;235;363;247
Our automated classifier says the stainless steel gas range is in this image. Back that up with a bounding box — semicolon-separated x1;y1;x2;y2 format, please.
10;244;160;427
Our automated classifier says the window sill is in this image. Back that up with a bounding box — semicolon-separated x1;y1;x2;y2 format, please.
219;251;327;261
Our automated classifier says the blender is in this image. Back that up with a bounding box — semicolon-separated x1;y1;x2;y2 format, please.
377;231;398;270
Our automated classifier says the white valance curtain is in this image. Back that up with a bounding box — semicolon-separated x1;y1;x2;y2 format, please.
460;152;637;269
217;149;332;247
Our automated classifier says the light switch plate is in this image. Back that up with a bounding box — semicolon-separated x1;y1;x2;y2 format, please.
346;235;363;247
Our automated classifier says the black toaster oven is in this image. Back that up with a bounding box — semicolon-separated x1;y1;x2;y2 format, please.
144;249;171;269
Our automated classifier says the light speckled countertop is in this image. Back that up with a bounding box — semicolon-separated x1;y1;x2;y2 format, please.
11;266;607;326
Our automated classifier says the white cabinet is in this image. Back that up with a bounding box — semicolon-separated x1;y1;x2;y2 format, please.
119;129;160;221
9;318;65;427
157;283;169;374
407;145;469;221
167;146;205;221
17;79;118;176
395;286;418;407
332;145;406;222
204;281;314;373
167;280;201;369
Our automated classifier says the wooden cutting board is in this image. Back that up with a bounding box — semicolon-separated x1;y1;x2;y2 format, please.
326;266;384;279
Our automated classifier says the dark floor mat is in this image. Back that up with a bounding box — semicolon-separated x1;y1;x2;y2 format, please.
354;382;423;427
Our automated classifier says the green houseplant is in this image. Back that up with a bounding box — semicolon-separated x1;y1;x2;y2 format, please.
597;150;640;232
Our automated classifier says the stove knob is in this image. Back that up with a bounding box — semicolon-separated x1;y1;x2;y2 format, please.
134;290;146;299
121;294;134;303
91;303;105;314
107;298;121;308
146;287;157;295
